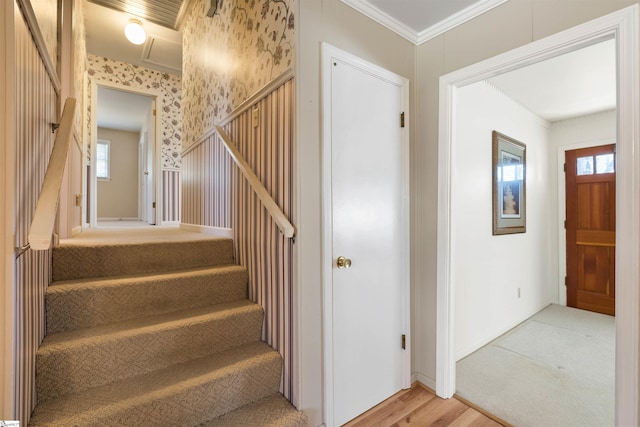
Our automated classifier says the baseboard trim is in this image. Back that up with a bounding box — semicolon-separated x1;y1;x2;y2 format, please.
454;393;514;427
180;223;233;238
71;225;82;236
413;373;436;392
97;217;141;222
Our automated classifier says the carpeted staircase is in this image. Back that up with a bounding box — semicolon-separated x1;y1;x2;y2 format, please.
29;236;307;426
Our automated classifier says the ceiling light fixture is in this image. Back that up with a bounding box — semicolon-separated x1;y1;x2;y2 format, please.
125;19;146;45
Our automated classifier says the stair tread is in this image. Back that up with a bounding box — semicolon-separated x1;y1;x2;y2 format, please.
52;238;235;281
40;299;261;350
48;264;246;289
45;264;249;334
57;236;231;247
201;394;308;427
30;341;281;426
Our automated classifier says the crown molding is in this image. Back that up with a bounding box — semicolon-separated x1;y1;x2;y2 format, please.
341;0;509;46
340;0;419;44
417;0;509;44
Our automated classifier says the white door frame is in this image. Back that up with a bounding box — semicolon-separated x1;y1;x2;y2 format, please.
321;43;411;426
88;80;162;226
436;6;639;425
556;137;616;307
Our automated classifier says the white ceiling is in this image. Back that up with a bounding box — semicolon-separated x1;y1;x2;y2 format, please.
487;38;616;122
97;86;153;132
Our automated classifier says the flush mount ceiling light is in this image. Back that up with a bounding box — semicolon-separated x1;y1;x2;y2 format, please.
125;19;146;45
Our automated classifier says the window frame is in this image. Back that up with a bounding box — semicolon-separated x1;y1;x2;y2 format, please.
96;139;111;181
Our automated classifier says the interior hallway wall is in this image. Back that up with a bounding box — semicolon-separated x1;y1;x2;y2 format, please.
87;54;182;169
180;0;295;149
180;0;296;404
413;0;639;387
453;81;552;360
96;127;139;219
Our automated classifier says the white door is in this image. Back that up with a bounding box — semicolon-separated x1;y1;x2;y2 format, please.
147;101;156;224
139;132;147;222
323;44;410;426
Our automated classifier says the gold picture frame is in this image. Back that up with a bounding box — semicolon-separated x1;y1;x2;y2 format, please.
492;131;526;235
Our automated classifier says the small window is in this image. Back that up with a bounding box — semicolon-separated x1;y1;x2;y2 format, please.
96;139;110;180
595;153;614;174
576;156;594;176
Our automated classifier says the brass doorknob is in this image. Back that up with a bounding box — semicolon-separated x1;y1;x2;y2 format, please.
336;256;352;269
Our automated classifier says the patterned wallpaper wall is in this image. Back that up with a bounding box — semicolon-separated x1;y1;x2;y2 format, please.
181;0;295;147
87;55;183;169
73;0;87;137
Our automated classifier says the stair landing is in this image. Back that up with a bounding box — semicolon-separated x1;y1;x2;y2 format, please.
60;224;228;245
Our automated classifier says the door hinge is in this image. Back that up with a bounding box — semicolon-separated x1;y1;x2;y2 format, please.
564;220;566;229
400;112;405;128
401;334;406;350
152;202;156;208
563;163;566;172
564;276;567;287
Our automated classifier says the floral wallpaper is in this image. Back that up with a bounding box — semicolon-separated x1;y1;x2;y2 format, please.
181;0;295;147
73;0;87;137
87;55;183;169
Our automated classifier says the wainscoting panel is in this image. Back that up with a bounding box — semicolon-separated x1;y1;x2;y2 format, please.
181;133;232;228
162;169;181;223
14;2;59;423
181;76;295;399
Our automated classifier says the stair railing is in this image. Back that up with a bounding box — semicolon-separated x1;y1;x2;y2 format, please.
17;97;77;255
215;125;295;239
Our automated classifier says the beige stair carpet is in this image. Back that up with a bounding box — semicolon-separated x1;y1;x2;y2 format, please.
30;232;306;426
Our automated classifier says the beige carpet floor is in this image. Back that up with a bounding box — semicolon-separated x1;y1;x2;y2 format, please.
456;304;614;427
61;225;221;245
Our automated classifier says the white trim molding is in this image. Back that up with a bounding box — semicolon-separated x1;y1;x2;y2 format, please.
89;80;163;226
436;6;639;426
179;223;233;238
340;0;508;45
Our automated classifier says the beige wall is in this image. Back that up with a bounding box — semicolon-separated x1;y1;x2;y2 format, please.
297;1;415;424
96;127;139;219
414;0;639;386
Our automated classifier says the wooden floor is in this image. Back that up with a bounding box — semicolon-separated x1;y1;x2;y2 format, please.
343;383;508;427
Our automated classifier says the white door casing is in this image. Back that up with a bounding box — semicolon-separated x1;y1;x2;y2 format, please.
89;80;161;226
436;6;639;426
322;43;411;427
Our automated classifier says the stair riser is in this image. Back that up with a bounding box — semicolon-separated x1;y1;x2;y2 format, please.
30;352;282;427
46;268;248;334
52;239;235;281
37;306;264;402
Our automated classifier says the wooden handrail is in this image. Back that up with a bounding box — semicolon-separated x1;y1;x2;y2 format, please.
215;126;295;239
28;97;77;250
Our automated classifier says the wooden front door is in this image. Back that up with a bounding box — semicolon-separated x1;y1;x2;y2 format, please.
565;144;616;316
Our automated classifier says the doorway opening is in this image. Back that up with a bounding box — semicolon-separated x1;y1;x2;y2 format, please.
436;5;639;425
88;82;162;228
